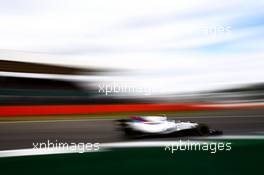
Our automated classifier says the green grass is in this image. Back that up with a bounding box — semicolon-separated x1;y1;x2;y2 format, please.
1;139;263;175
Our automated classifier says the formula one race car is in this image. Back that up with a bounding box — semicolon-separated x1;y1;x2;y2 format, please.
115;115;222;138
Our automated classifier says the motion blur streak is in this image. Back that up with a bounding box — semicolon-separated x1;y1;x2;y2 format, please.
1;103;264;116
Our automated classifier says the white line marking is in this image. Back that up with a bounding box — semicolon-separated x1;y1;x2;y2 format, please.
0;141;209;158
0;147;100;158
0;136;264;158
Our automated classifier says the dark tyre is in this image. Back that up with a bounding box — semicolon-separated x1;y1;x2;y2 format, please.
196;123;210;136
124;128;134;136
115;119;129;127
123;128;145;139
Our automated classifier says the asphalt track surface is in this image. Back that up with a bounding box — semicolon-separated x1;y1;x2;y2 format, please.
0;109;264;150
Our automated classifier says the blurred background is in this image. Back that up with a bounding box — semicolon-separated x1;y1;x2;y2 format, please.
0;0;264;108
1;1;264;175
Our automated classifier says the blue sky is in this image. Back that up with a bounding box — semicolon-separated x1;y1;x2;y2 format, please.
0;0;264;93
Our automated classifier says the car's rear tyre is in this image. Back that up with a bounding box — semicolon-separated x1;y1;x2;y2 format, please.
123;128;145;139
196;124;210;136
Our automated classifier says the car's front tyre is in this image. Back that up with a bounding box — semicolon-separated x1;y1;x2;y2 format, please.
196;123;210;136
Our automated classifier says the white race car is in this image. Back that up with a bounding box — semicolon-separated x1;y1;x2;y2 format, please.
115;115;222;138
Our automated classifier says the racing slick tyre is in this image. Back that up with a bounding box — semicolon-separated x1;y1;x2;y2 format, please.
124;128;143;138
196;123;210;136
